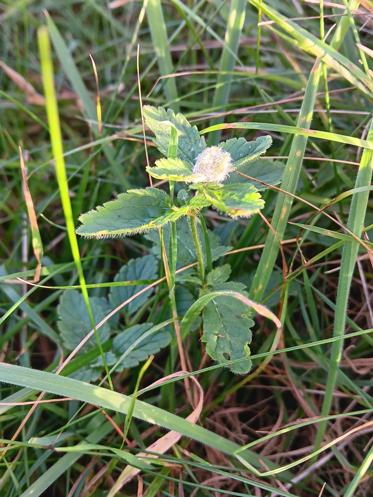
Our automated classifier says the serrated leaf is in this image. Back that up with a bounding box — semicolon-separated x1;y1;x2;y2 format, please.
57;290;111;351
206;264;231;286
202;289;254;374
227;159;285;190
196;183;264;218
220;136;272;167
76;188;187;238
143;106;206;164
111;323;171;369
146;157;194;182
109;255;158;315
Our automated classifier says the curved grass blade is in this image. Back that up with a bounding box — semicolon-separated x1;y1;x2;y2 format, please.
0;362;285;475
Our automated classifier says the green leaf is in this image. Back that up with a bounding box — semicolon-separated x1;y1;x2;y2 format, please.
145;217;231;268
220;136;272;167
202;292;254;374
143;106;206;164
57;290;111;350
206;264;232;286
109;255;158;315
227;159;284;190
76;188;186;238
195;183;264;217
110;323;171;369
146;157;194;182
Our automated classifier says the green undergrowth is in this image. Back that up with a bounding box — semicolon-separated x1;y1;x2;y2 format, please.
0;1;372;496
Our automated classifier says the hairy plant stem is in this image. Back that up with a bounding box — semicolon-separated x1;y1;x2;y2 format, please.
200;216;212;274
190;215;205;283
159;227;193;405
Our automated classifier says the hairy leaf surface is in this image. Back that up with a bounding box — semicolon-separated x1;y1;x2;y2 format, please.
76;188;185;238
146;157;194;181
220;136;272;167
196;183;264;217
143;106;206;164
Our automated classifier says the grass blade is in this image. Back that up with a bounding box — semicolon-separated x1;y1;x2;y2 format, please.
209;0;246;145
37;26;111;383
146;0;179;109
248;59;322;301
0;362;285;474
249;0;373;96
230;0;362;302
45;12;129;187
314;119;373;449
201;122;373;150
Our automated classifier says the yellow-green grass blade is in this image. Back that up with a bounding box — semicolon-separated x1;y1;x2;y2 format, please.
249;0;373;96
201;122;373;150
343;444;373;497
209;0;246;145
314;119;373;450
45;13;129;188
146;0;179;109
37;26;111;384
0;363;284;474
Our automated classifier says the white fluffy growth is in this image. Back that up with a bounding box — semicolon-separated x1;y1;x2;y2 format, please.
191;146;233;183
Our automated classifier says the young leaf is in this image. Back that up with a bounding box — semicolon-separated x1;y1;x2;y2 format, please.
109;255;158;315
76;188;185;238
111;323;171;369
57;290;111;350
143;106;206;164
226;159;285;190
220;136;272;167
195;183;264;217
146;157;194;182
202;286;254;374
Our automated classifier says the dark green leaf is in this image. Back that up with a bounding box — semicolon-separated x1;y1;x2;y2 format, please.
109;255;158;315
227;159;285;190
145;217;231;268
202;285;254;375
111;323;171;369
57;290;111;351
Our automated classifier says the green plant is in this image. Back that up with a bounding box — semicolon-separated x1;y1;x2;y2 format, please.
76;106;281;373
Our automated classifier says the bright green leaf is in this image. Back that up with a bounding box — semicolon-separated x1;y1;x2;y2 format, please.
220;136;272;167
76;188;186;238
195;183;264;217
143;106;206;164
146;157;194;182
